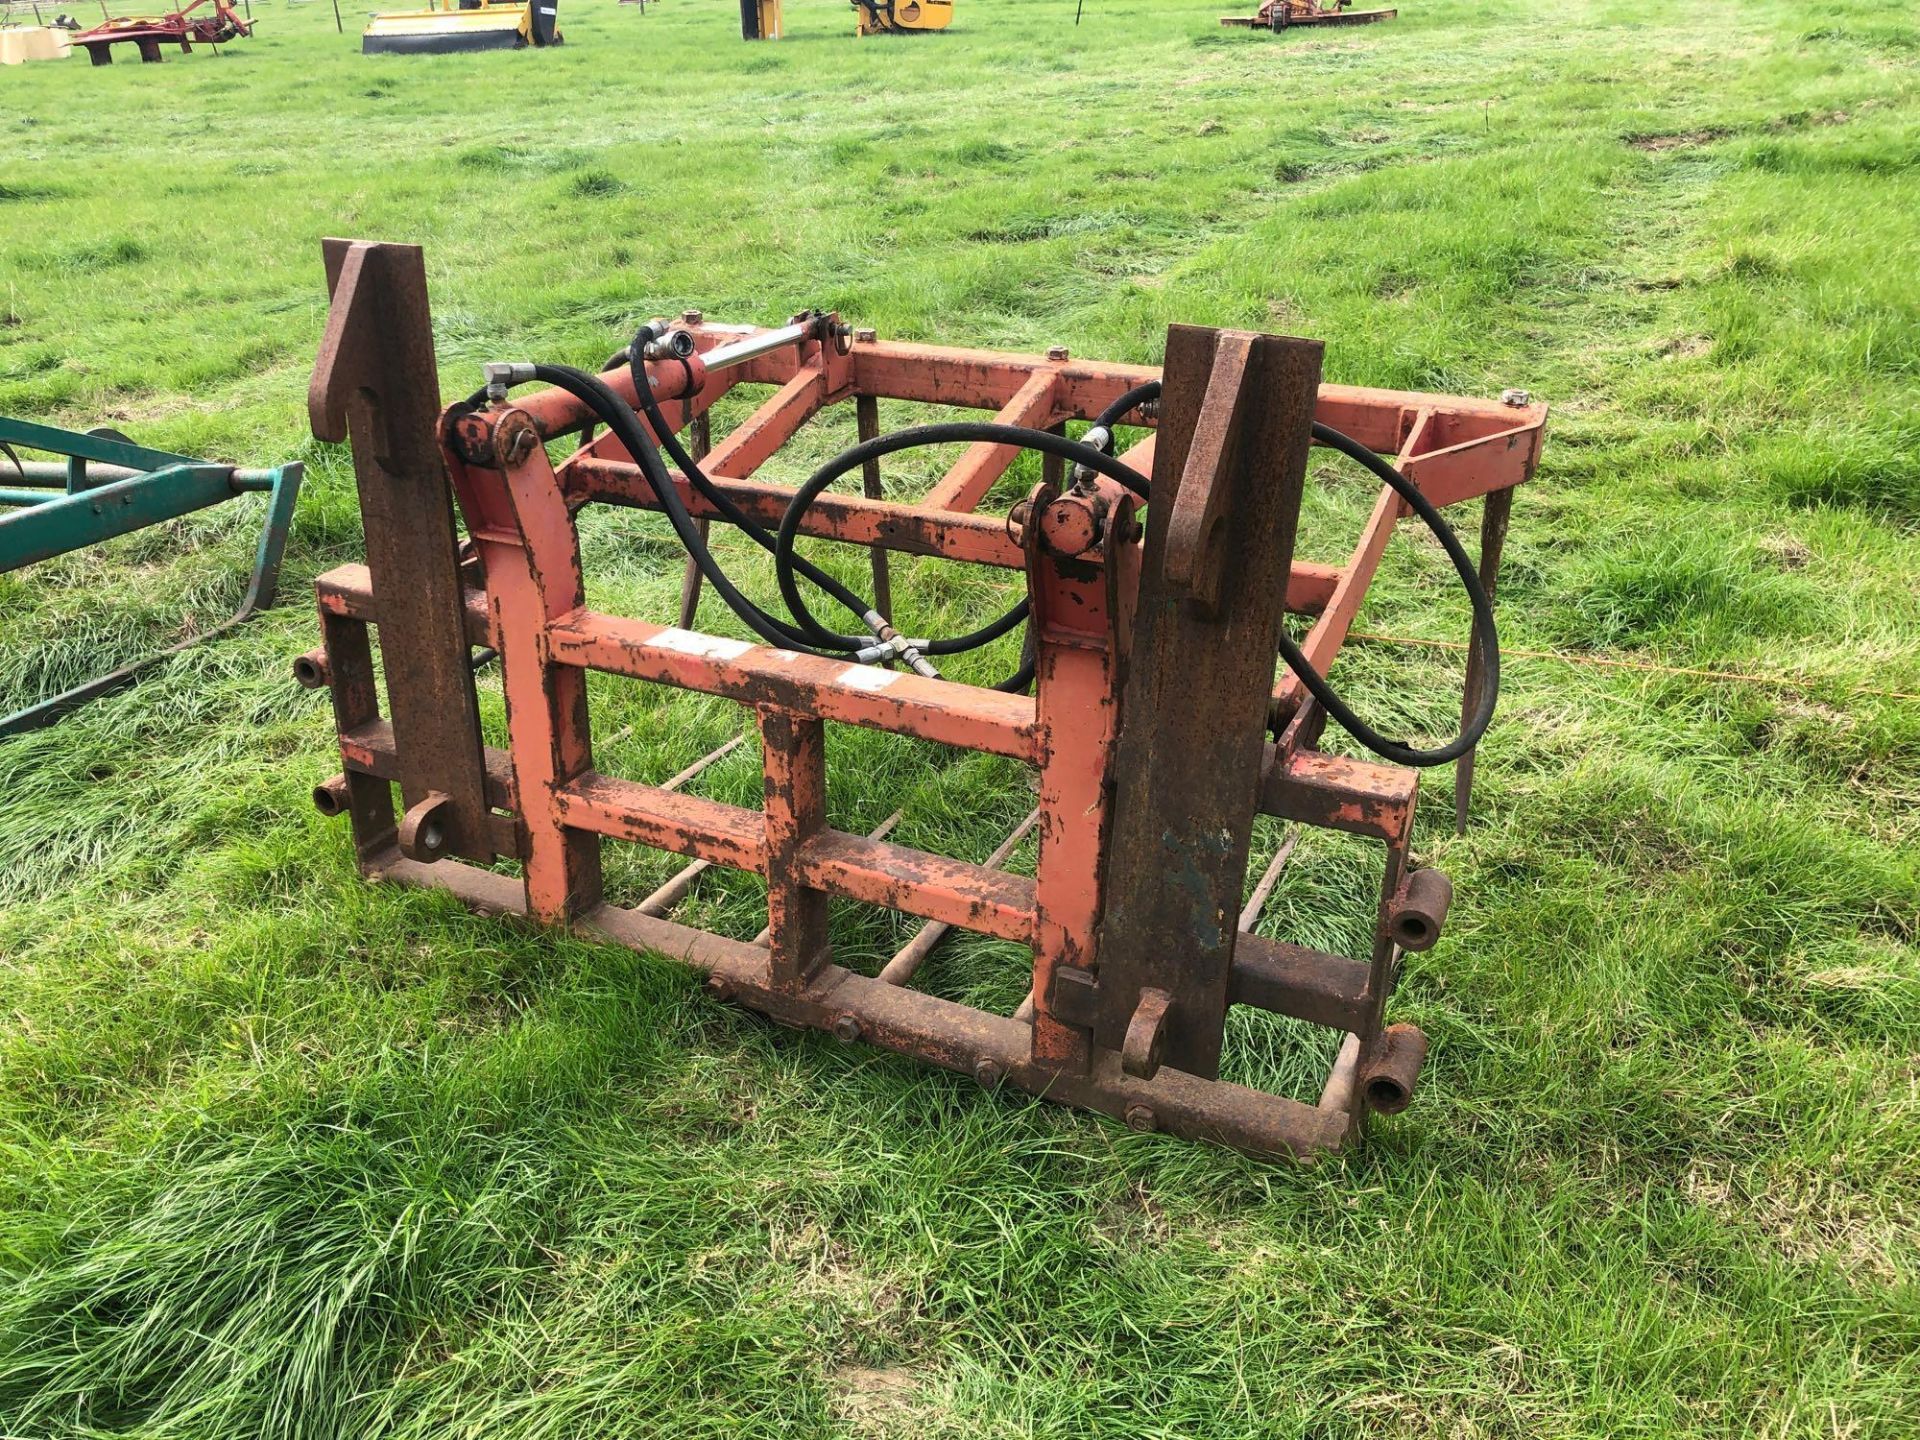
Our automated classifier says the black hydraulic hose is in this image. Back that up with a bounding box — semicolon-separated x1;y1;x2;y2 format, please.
529;364;853;657
619;348;884;645
623;341;1039;681
1034;375;1499;766
1091;380;1163;444
467;361;861;655
489;357;1497;757
774;422;1153;654
477;356;1041;687
1293;419;1499;767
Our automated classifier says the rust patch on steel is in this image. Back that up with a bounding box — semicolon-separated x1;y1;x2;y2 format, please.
305;240;1545;1163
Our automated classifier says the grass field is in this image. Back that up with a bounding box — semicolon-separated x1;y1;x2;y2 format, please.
3;0;1919;1434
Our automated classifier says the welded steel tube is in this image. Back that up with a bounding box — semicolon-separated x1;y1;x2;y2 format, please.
880;808;1041;987
1358;1024;1427;1114
0;460;281;489
697;320;816;375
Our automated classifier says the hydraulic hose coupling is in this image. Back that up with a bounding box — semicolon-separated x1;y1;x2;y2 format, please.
855;610;941;679
482;362;539;404
638;321;698;362
631;320;708;400
1068;424;1111;494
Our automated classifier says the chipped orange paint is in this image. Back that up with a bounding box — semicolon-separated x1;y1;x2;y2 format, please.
307;256;1545;1161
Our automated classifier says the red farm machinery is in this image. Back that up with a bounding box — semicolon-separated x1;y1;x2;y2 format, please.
1221;0;1396;32
71;0;250;63
301;241;1544;1161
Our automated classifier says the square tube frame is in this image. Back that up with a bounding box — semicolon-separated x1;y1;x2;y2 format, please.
305;240;1546;1161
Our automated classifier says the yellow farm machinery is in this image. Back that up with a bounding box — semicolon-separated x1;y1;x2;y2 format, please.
362;0;559;55
852;0;952;35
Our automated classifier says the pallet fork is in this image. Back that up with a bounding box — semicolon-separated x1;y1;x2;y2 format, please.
302;240;1543;1160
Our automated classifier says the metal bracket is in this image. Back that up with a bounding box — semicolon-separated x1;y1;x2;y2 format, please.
312;239;494;863
1089;325;1324;1080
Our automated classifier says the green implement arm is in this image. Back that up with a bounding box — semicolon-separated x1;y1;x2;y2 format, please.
0;416;303;735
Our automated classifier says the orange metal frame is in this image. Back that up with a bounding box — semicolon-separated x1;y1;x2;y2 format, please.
305;240;1547;1160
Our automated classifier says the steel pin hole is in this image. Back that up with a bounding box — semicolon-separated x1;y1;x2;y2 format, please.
1365;1078;1410;1112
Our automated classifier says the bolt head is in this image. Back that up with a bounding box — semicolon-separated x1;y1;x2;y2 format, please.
1500;388;1532;407
1046;345;1070;362
832;1015;862;1043
853;327;877;344
973;1058;1004;1090
681;308;704;325
1124;1104;1157;1133
491;413;541;469
704;974;735;1003
1039;495;1101;557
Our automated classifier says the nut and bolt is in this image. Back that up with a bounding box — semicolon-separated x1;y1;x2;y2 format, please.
832;1015;863;1043
1046;345;1070;362
1124;1104;1157;1133
681;308;704;325
494;415;539;468
853;327;877;344
1500;388;1532;407
973;1058;1004;1090
704;974;735;1003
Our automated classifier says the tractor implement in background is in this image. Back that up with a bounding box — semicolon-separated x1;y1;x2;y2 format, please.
851;0;951;36
739;0;782;40
71;0;250;63
1221;0;1396;31
362;0;559;55
303;239;1544;1162
0;417;302;735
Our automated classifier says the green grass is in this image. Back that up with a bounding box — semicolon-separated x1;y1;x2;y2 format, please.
2;0;1918;1434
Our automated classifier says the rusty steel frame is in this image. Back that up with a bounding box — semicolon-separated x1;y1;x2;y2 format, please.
305;239;1546;1161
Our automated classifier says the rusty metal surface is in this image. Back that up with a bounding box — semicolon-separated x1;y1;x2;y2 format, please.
1222;0;1397;28
1090;326;1323;1080
310;241;494;864
1358;1023;1428;1114
1456;484;1513;833
879;808;1040;986
304;241;1546;1162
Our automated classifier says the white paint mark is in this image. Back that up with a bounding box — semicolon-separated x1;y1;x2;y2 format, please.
649;627;753;662
839;664;902;692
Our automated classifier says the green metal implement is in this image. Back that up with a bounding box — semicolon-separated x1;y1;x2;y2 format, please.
0;416;303;735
